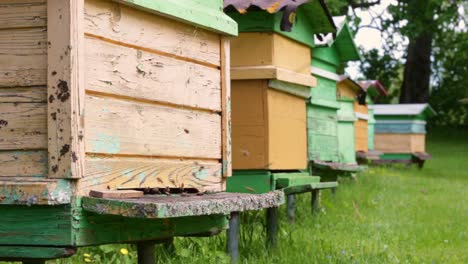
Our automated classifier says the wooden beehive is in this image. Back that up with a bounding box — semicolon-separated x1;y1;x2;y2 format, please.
309;17;360;164
336;76;362;164
0;0;237;205
372;104;436;154
230;33;313;170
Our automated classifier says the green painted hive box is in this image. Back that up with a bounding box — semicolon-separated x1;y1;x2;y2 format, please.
225;1;336;193
372;104;436;159
0;0;241;256
308;17;360;169
336;76;362;165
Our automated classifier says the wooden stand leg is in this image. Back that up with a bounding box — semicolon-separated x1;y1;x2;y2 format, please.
137;241;156;264
162;237;175;257
286;194;295;223
311;189;320;213
227;212;240;263
23;261;45;264
266;207;278;248
331;187;337;196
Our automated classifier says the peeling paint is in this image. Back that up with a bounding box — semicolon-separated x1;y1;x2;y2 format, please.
91;133;121;153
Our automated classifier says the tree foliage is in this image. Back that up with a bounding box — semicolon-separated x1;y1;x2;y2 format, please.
325;0;467;126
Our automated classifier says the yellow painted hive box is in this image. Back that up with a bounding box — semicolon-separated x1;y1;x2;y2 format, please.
0;0;236;204
230;32;316;170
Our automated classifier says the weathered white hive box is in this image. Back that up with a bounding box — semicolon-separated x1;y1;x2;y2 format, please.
0;0;237;204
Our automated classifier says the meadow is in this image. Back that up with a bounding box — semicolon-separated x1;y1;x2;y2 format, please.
5;128;468;264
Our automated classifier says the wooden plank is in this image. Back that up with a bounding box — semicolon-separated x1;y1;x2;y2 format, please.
79;156;223;195
47;0;85;178
337;81;357;100
267;89;307;170
0;179;72;205
0;0;47;29
354;102;368;115
0;246;75;260
0;27;47;87
375;133;415;153
354;119;368;152
84;0;220;66
231;32;274;68
272;33;311;75
89;189;143;199
231;80;268;169
220;37;232;177
0;204;72;246
0;103;47;150
411;134;426;153
231;66;316;87
0;86;46;103
85;37;222;111
0;150;47;177
81;191;285;218
85;95;221;159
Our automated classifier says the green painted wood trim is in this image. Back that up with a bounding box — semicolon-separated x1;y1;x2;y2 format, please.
282;181;338;195
227;170;273;194
379;153;413;160
268;80;310;99
309;98;341;109
0;246;75;260
0;205;73;246
115;0;238;36
73;207;229;246
337;115;357;122
273;173;320;189
81;191;284;219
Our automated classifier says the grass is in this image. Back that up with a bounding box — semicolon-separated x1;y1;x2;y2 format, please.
6;128;468;264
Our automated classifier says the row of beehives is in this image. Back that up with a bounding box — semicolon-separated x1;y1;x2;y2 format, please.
0;1;437;260
0;0;435;203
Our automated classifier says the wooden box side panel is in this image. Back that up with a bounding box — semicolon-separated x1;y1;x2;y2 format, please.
231;80;268;169
272;34;311;75
267;89;307;170
368;124;375;150
355;119;369;152
84;0;220;66
374;133;412;153
354;102;368;115
81;0;226;193
230;32;274;68
0;0;48;179
307;105;339;162
411;134;426;153
337;82;356;100
337;122;356;164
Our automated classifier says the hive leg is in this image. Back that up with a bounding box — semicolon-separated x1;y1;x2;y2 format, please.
137;241;156;264
226;211;240;263
286;194;295;223
266;207;279;247
311;189;321;213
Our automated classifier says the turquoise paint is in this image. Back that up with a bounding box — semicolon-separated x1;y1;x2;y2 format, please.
193;168;209;180
48;179;72;204
138;172;147;182
375;123;426;134
91;133;121;154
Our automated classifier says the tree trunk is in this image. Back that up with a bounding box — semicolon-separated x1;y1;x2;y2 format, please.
399;31;432;103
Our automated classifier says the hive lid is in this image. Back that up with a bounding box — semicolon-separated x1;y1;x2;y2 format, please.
314;16;361;63
225;0;336;47
371;104;436;117
82;191;284;218
115;0;238;36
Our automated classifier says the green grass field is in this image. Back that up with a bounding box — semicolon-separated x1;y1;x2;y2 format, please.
6;129;468;264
